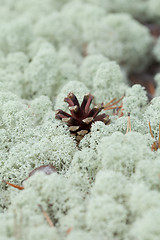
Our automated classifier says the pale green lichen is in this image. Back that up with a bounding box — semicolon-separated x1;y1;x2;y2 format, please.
0;0;159;239
58;206;86;234
68;148;100;183
154;73;160;96
129;208;160;240
122;84;148;117
0;211;60;240
79;121;111;150
144;96;160;138
86;194;128;239
62;2;106;39
85;13;153;71
27;95;53;124
97;132;152;177
153;37;160;62
93;170;131;206
0;91;77;210
0;18;33;54
106;115;148;135
66;230;96;240
24;42;79;100
79;54;108;89
0;53;28;97
0;119;76;183
93;61;128;103
61;3;153;71
129;183;160;219
54;81;89;112
0;172;84;239
10;0;69;21
87;0;160;22
24;43;58;99
86;0;147;19
35;11;81;50
1;52;28;72
134;154;160;191
147;0;160;22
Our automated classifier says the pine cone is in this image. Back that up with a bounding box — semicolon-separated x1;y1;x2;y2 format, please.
55;92;110;142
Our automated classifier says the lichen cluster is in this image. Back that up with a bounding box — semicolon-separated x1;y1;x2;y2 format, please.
0;0;160;239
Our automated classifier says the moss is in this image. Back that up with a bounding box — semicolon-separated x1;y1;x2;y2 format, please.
107;115;147;135
147;0;160;22
79;54;108;89
86;194;128;239
93;61;128;103
0;172;84;238
69;148;100;183
0;18;33;54
155;73;160;96
93;170;131;206
144;96;160;138
0;0;159;239
86;13;153;71
129;208;160;240
0;211;60;240
129;183;160;218
122;84;148;118
0;121;76;182
153;37;160;62
35;11;80;50
98;132;152;177
87;0;160;22
24;44;58;99
79;121;111;150
134;155;160;191
54;81;89;112
66;229;98;240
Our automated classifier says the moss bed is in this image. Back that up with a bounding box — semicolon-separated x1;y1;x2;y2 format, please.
0;1;160;239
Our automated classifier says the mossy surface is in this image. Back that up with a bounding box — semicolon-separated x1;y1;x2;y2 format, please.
0;1;160;239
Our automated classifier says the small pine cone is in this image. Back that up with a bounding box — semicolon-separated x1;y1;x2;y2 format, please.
55;92;110;141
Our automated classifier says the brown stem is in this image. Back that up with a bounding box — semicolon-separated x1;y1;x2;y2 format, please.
2;180;24;190
38;204;54;227
126;113;131;134
103;96;124;110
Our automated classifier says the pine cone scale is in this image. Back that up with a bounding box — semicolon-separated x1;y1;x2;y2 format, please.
64;92;80;107
55;92;110;141
84;95;94;114
80;94;93;109
55;109;72;119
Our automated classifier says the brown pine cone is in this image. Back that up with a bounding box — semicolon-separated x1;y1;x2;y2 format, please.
55;92;110;142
